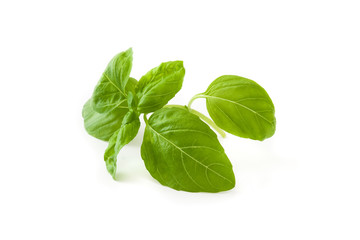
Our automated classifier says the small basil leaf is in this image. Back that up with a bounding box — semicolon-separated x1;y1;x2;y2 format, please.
136;61;185;113
82;78;138;141
141;107;235;192
104;111;140;179
82;99;128;141
204;75;276;141
92;48;133;113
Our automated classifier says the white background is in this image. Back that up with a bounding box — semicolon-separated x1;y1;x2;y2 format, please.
1;0;359;239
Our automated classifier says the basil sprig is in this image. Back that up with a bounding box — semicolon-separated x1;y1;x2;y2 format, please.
82;48;276;192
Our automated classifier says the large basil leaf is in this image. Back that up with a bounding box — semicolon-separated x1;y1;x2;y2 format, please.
104;111;140;179
203;75;276;141
82;78;137;141
92;48;133;113
136;61;185;113
141;107;235;192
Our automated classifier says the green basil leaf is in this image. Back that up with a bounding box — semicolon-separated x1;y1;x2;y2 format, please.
82;99;128;141
82;78;138;141
92;48;133;113
104;111;140;179
203;75;276;141
141;107;235;192
136;61;185;113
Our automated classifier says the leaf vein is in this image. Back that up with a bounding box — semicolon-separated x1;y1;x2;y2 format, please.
103;73;127;97
147;124;234;184
205;95;273;125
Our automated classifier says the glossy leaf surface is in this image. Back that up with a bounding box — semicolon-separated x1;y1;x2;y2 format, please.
82;78;137;141
82;99;128;141
92;48;133;113
204;75;276;140
104;111;140;179
136;61;185;113
141;107;235;192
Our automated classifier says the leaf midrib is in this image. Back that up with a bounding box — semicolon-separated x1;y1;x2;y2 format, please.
146;123;234;184
103;73;127;97
140;70;182;96
203;94;274;125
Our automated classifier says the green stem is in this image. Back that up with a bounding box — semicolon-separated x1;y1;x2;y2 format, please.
188;108;226;138
188;93;206;109
187;94;226;138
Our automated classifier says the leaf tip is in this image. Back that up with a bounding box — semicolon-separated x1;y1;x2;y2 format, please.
177;60;184;68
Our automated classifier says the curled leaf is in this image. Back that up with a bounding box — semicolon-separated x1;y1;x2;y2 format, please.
104;111;140;179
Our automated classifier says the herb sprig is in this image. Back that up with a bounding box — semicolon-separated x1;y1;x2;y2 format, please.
82;48;276;192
